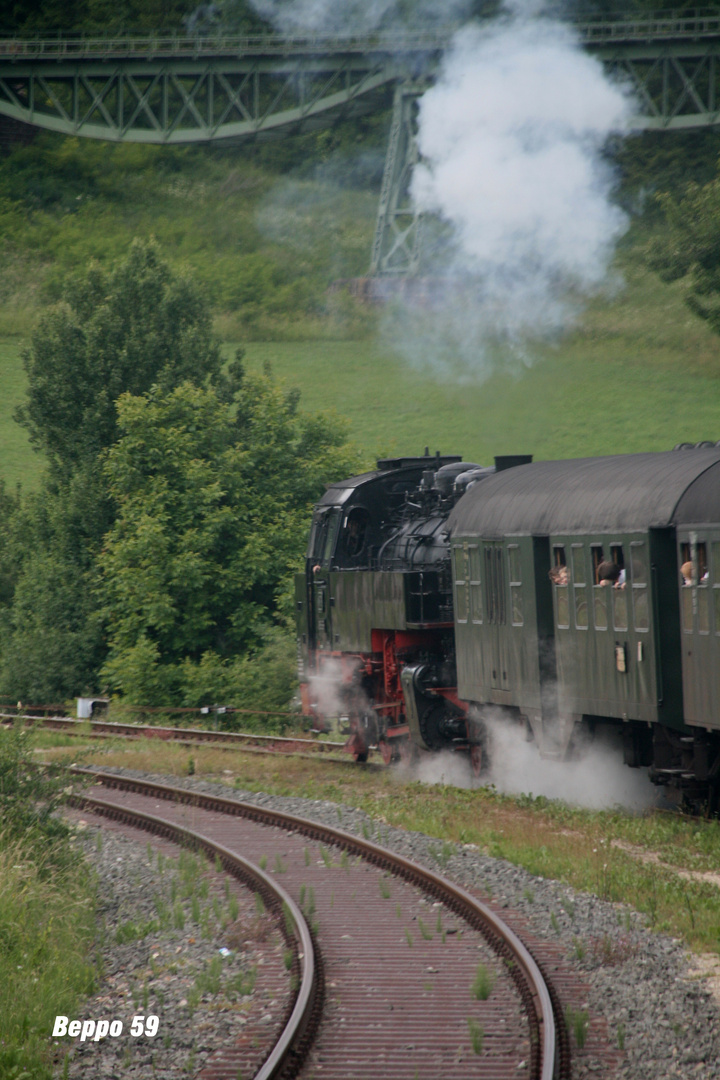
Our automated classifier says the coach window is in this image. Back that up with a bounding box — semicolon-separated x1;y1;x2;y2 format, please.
469;544;483;624
610;544;628;630
591;545;607;629
630;541;649;631
572;544;588;629
321;509;342;568
697;542;710;633
508;544;523;626
552;545;569;629
680;541;693;631
454;545;469;624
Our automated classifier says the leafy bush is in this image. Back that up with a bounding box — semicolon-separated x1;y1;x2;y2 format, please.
99;371;364;707
0;724;72;848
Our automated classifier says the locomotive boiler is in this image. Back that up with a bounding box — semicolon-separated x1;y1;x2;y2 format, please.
295;444;720;806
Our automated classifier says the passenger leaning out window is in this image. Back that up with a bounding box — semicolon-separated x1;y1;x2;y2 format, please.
597;560;623;588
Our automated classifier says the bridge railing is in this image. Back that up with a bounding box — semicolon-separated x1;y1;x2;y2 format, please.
0;31;455;60
2;10;720;59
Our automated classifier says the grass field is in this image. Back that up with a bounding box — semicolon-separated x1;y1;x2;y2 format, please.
3;240;720;492
241;257;720;466
1;134;720;489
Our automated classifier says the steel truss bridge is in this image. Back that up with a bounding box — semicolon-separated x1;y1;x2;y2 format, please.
2;10;720;275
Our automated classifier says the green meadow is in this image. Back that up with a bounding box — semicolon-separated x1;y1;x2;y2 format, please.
239;258;720;468
4;253;720;492
1;132;720;489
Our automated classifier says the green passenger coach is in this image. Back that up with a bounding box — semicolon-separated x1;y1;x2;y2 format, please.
447;450;720;787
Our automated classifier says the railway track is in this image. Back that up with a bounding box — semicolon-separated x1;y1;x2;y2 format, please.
3;713;355;762
69;767;568;1080
66;800;318;1080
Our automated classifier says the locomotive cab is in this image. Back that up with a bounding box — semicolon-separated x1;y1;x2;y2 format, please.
295;452;491;761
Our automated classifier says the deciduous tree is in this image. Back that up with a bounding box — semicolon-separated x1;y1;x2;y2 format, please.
99;371;364;704
646;176;720;335
16;238;221;480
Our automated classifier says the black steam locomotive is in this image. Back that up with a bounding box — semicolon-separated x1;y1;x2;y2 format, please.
295;445;720;805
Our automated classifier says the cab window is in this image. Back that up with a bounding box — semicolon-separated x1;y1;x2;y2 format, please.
309;508;342;568
343;507;369;559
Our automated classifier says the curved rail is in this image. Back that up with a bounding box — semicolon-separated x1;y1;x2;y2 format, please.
69;789;322;1080
71;767;566;1080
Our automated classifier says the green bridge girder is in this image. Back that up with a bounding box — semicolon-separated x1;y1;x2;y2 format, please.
3;12;720;274
0;35;445;144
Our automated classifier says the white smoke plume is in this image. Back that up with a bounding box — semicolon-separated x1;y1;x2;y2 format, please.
306;657;348;725
386;4;634;379
251;0;634;379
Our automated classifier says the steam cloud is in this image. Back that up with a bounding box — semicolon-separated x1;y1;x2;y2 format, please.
481;713;657;810
252;0;635;379
404;715;657;812
390;3;634;379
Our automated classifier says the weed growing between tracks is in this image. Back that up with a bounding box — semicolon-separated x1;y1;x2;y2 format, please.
39;735;720;955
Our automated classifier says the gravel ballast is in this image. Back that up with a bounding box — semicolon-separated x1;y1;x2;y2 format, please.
69;767;720;1080
60;815;291;1079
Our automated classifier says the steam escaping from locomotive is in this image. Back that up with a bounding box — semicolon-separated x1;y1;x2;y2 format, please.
481;713;657;811
386;5;634;379
397;714;657;811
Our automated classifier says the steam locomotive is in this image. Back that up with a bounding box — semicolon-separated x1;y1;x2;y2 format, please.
294;445;720;805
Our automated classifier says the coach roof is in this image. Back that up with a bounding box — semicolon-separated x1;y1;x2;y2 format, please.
448;449;720;538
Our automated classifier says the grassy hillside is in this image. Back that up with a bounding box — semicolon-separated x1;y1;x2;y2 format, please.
0;342;42;490
4;252;720;491
2;131;720;491
239;254;720;466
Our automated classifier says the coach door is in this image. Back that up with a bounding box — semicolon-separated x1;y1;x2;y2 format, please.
679;531;720;728
483;542;510;695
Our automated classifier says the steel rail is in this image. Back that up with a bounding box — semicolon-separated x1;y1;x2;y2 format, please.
72;767;565;1080
69;789;322;1080
4;713;347;752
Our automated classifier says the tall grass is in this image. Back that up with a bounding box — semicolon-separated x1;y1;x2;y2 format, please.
0;724;99;1077
0;831;97;1080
